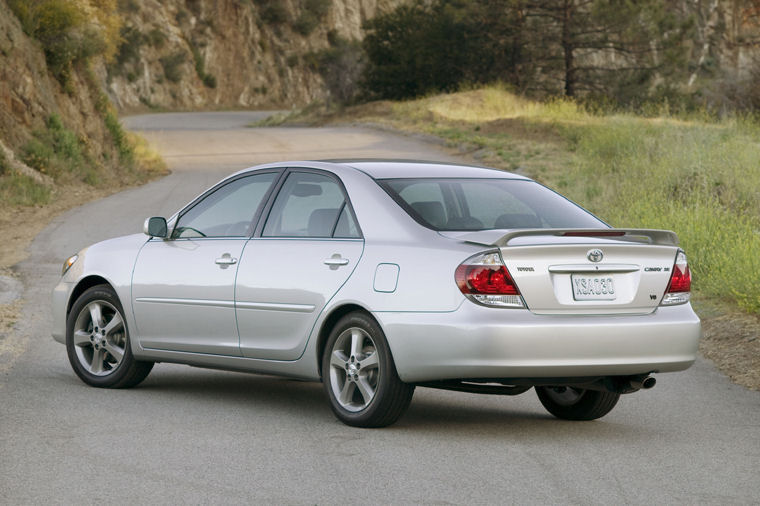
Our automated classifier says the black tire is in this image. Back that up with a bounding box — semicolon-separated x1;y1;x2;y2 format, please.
322;312;414;428
535;386;620;421
66;284;153;388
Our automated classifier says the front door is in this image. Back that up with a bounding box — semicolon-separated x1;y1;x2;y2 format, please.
132;171;279;355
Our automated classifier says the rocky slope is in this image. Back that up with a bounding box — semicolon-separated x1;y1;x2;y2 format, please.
105;0;402;111
0;0;117;161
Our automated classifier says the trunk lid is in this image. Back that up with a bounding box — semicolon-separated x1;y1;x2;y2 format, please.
442;229;680;315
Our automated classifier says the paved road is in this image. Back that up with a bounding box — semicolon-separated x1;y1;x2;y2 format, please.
1;112;759;504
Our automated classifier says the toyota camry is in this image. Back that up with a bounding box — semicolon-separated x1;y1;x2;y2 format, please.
52;160;701;427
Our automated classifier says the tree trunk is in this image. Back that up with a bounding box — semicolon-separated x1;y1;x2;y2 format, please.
562;0;576;96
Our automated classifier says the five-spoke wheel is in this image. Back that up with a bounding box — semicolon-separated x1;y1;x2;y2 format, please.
66;285;153;388
328;327;380;412
322;312;414;427
72;299;126;376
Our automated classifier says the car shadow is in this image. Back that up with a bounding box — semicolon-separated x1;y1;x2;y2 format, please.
111;368;649;438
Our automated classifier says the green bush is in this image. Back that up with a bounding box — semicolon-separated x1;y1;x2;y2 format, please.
202;74;217;88
21;114;97;184
191;45;217;88
257;1;288;24
114;25;143;66
306;36;364;104
362;1;514;100
0;149;8;176
146;28;167;48
104;111;133;163
160;51;186;83
8;0;118;85
294;0;330;35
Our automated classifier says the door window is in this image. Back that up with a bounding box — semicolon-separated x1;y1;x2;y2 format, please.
172;172;277;239
263;172;360;238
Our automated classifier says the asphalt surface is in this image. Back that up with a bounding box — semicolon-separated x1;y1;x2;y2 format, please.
1;112;759;505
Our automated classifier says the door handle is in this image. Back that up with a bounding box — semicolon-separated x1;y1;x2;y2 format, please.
215;254;237;265
324;256;349;267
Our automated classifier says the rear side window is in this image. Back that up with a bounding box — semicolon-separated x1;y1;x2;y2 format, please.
380;178;606;231
263;172;360;238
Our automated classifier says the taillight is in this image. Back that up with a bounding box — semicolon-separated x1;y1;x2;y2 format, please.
455;251;524;308
661;250;691;306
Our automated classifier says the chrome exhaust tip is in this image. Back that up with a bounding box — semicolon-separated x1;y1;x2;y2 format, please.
629;375;656;391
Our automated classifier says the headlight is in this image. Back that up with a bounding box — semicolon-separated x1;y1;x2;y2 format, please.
62;254;78;276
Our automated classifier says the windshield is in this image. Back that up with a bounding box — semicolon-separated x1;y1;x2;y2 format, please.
379;178;606;231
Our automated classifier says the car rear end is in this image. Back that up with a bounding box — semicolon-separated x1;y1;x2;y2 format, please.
370;173;701;389
379;230;700;384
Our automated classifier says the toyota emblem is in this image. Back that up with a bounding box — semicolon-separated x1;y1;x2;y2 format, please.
587;249;604;263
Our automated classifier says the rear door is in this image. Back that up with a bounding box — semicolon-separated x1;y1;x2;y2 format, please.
132;171;279;355
235;169;363;360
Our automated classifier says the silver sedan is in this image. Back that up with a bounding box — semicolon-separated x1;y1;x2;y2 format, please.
52;160;701;427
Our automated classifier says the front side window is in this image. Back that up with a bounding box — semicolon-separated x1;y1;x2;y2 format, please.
380;178;606;231
172;172;277;239
263;172;360;238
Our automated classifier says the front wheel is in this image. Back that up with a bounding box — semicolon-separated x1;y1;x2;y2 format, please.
322;312;414;428
535;386;620;421
66;284;153;388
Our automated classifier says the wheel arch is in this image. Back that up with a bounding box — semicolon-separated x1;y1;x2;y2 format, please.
316;303;378;379
67;275;112;316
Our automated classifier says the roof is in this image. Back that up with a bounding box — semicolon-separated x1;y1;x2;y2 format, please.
321;159;529;180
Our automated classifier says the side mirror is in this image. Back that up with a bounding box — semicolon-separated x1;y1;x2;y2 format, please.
144;217;168;238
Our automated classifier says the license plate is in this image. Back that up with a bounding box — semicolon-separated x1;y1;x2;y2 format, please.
571;275;616;301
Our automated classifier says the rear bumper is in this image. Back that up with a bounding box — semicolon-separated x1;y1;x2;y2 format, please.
376;303;701;383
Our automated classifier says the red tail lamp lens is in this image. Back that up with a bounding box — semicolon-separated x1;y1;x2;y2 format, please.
667;252;691;293
456;264;520;295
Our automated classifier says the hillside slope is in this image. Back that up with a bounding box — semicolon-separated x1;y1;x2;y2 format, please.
106;0;401;111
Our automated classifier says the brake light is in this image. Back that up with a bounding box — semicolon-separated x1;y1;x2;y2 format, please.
562;231;625;237
455;252;524;308
661;251;691;305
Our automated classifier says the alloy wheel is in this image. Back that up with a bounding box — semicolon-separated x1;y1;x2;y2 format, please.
328;327;380;412
72;300;126;376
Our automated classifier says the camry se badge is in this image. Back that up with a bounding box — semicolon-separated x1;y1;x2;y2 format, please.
587;249;604;263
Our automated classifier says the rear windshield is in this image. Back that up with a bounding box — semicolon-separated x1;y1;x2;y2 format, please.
379;178;606;231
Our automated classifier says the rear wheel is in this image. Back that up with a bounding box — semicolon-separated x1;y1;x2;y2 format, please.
66;285;153;388
322;312;414;428
535;386;620;421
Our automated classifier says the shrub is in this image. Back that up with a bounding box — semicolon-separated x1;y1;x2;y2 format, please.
306;36;364;105
0;149;8;176
8;0;121;85
202;73;217;89
104;111;133;163
191;45;217;88
257;1;288;24
362;1;507;100
294;0;331;35
21;114;97;184
147;28;167;48
160;51;186;83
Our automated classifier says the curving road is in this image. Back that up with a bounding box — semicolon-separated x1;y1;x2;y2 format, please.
1;112;759;504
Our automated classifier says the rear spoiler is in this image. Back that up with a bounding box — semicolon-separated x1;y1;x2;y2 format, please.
452;229;679;247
